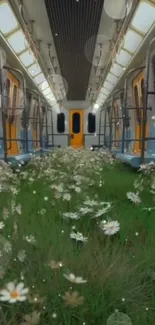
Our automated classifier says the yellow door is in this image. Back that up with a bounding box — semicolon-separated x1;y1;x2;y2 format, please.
5;72;19;156
133;72;147;153
69;110;84;148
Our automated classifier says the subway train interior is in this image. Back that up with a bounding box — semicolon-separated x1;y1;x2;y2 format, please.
1;0;155;324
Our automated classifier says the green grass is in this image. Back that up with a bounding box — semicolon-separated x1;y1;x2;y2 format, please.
0;149;155;325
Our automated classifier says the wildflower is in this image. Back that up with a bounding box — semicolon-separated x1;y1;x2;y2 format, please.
84;199;98;206
16;204;22;215
18;250;26;262
79;207;93;215
63;193;71;201
20;311;40;325
0;222;4;230
93;203;111;218
24;235;36;245
63;273;87;284
10;186;19;195
126;192;141;204
40;208;46;215
62;291;84;307
100;220;120;235
2;208;9;220
63;212;80;220
75;187;81;193
0;282;29;303
48;260;63;269
70;231;88;243
3;240;12;253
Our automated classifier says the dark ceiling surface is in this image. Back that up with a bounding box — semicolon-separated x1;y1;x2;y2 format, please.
44;0;104;100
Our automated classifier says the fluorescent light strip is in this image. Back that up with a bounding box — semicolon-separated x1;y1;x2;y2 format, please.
96;0;155;109
0;0;57;111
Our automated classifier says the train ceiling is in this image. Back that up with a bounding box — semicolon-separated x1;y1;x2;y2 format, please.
44;0;104;101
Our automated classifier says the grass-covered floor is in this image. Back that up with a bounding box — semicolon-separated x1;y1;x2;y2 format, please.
0;148;155;325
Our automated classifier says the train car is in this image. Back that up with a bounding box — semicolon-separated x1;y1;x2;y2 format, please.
0;0;155;169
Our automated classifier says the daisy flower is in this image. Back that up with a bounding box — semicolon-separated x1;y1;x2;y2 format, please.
100;220;120;235
126;192;141;204
0;282;29;303
70;231;88;243
63;273;87;284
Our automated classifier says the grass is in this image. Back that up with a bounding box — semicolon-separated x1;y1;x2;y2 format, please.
0;149;155;325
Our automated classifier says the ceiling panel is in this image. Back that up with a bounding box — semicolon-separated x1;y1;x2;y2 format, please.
44;0;104;100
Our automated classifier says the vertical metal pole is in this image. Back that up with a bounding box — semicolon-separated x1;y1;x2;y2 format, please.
121;78;128;153
109;98;113;150
38;95;43;153
45;105;48;148
22;78;28;153
0;68;7;162
98;109;102;148
51;108;54;146
103;105;107;147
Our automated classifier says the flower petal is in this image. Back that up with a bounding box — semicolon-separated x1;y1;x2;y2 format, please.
0;295;10;301
0;289;10;296
20;288;29;295
9;298;17;303
18;295;27;301
7;282;15;292
16;282;24;292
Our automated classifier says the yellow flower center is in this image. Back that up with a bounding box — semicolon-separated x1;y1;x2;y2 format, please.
10;290;19;299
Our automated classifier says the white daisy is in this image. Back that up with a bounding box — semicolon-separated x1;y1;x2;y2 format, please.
63;212;80;220
24;235;36;245
0;222;5;230
17;250;26;262
16;204;22;215
93;203;111;218
63;193;71;201
0;282;29;303
126;192;141;204
63;273;87;284
100;220;120;235
70;231;88;242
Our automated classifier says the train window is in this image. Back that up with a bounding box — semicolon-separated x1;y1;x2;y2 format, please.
57;113;65;133
72;112;80;133
88;113;96;133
